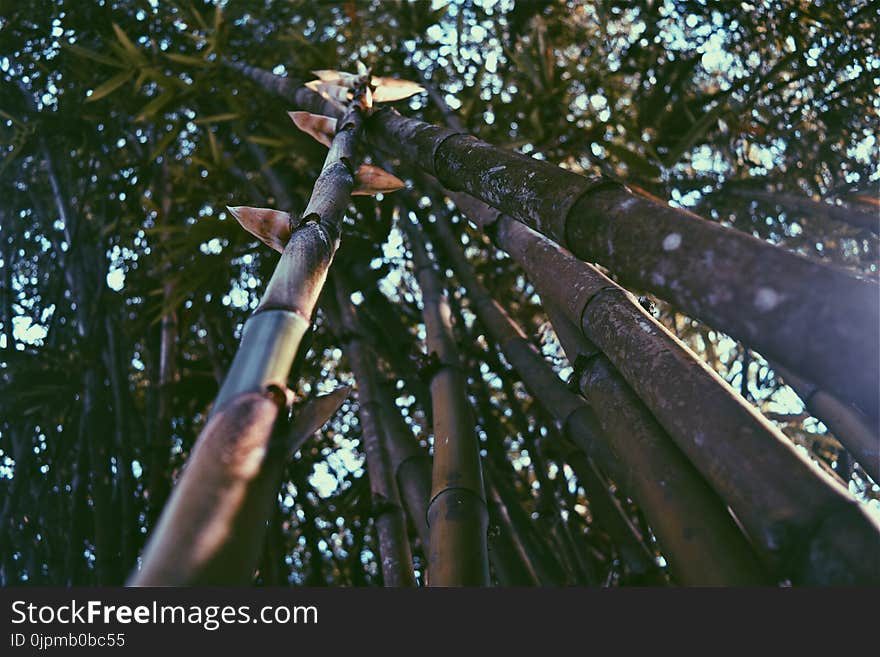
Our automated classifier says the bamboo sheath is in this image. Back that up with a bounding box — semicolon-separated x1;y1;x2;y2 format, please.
130;90;365;585
450;193;880;584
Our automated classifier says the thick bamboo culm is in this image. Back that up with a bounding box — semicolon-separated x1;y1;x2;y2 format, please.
129;85;365;586
428;210;765;584
230;63;878;423
447;192;880;585
364;109;879;422
332;279;416;586
402;214;490;586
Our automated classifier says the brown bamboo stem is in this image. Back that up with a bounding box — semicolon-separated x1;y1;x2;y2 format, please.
334;281;416;587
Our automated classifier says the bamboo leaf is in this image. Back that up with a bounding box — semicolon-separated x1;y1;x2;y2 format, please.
164;52;208;67
112;22;144;63
352;164;406;196
207;130;220;166
288;111;336;147
246;135;285;148
194;113;239;124
287;386;352;454
227;205;292;252
85;69;135;102
212;3;224;37
135;90;177;122
63;43;128;69
149;123;181;160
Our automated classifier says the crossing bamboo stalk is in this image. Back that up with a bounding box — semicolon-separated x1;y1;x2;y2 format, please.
449;192;880;585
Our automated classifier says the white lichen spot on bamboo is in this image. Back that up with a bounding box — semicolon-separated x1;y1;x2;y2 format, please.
662;232;682;251
754;287;782;312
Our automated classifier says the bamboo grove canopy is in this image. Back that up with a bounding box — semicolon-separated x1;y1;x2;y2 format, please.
0;0;878;586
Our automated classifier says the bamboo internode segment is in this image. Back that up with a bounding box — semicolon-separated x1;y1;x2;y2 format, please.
404;217;490;586
376;380;432;550
365;109;879;422
430;214;764;583
130;391;284;585
450;193;880;584
333;282;416;587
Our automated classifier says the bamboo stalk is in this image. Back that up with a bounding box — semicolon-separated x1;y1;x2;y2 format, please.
770;361;879;482
402;216;489;586
130;86;366;585
450;193;880;584
485;476;542;586
376;380;432;550
429;210;764;583
333;280;416;587
723;187;879;233
365;108;880;421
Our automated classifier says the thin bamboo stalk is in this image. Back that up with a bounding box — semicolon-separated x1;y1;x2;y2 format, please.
333;280;416;587
402;216;490;586
770;361;879;482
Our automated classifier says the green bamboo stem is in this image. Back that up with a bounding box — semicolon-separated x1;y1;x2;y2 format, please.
129;88;366;586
